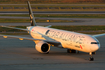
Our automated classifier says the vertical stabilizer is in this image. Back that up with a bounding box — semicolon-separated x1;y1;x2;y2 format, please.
27;1;37;26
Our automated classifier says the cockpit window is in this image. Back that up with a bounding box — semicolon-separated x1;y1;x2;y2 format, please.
91;42;99;44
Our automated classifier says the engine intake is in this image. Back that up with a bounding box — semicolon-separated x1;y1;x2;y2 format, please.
35;41;50;53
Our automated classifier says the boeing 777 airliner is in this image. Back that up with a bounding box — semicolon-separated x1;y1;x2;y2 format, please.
0;1;105;61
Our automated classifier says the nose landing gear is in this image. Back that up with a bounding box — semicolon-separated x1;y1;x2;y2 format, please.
89;52;94;61
67;49;95;61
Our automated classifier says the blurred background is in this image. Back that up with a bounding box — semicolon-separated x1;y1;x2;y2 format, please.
0;0;105;35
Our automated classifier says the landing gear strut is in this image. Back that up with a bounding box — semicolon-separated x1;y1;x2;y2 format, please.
89;52;94;61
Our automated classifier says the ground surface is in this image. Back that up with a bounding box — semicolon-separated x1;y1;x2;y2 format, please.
0;35;105;70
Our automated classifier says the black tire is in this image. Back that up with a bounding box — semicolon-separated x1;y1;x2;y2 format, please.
89;57;94;61
92;52;96;55
67;49;70;53
67;49;76;53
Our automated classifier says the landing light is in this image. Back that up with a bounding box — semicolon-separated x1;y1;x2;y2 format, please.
19;38;23;40
3;36;7;38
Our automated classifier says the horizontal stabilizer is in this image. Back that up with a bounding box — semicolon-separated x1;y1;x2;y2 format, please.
1;25;28;31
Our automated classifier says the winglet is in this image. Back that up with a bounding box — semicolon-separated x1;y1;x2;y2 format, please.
93;33;105;38
45;25;52;28
27;1;37;26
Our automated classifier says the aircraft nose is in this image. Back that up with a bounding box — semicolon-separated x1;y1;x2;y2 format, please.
91;44;100;52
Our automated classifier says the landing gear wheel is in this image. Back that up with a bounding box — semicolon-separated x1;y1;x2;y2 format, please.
92;52;96;55
67;49;76;53
89;52;94;61
89;57;94;61
67;49;70;53
72;50;76;53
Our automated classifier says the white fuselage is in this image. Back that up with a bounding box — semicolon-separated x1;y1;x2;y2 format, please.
27;26;100;53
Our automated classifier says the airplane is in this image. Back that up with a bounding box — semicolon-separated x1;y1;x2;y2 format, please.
0;1;105;61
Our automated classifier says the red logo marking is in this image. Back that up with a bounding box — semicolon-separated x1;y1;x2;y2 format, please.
80;45;83;49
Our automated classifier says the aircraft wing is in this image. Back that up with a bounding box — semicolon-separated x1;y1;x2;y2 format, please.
93;33;105;38
1;26;28;31
0;34;61;46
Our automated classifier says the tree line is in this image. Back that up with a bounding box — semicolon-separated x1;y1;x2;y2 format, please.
0;0;105;4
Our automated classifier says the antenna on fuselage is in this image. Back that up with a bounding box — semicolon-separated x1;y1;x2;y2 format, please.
27;1;37;26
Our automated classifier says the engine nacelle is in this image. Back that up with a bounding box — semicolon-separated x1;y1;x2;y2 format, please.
35;41;50;53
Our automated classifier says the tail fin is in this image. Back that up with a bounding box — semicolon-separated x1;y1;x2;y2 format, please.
27;1;37;26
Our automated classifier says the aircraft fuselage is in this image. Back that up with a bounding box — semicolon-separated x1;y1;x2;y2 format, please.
28;26;100;53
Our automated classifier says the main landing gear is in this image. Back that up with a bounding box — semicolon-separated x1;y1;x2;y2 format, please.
67;49;80;53
67;49;76;53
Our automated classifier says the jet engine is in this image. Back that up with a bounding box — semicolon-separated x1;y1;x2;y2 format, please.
35;41;50;53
